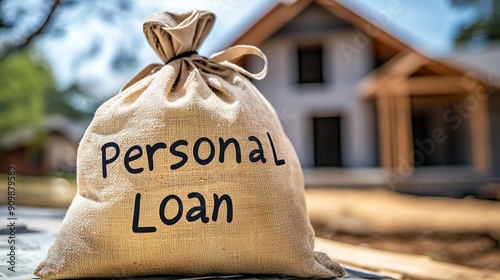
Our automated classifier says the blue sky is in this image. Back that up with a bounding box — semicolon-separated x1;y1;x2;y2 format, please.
343;0;476;55
37;0;478;95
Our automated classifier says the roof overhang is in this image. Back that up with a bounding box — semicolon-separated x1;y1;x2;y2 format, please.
229;0;411;52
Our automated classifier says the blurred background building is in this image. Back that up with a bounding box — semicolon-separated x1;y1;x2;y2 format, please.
0;115;85;175
232;0;500;196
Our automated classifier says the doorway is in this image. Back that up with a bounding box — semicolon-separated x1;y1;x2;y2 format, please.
313;116;342;167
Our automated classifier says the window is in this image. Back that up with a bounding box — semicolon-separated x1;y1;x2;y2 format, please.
27;147;44;167
297;43;324;84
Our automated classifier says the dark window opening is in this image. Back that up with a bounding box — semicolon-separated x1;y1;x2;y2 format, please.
28;148;44;167
297;44;324;84
313;116;342;167
411;110;470;166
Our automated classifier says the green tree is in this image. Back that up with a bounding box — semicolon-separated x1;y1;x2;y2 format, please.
0;1;130;129
0;51;54;134
0;0;138;70
45;83;102;120
453;0;500;43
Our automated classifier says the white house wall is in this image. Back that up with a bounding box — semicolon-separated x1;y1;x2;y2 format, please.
249;30;378;168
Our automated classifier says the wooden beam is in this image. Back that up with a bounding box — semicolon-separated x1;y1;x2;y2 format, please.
231;0;313;47
360;51;428;98
469;86;491;174
230;0;413;53
315;237;500;280
376;90;393;168
393;81;414;171
315;0;410;52
384;52;429;77
407;75;469;95
375;80;414;171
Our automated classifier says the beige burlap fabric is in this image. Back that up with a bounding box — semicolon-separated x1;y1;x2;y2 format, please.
35;10;345;279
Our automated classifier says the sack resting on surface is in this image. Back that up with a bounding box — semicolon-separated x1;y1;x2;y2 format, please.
35;10;345;279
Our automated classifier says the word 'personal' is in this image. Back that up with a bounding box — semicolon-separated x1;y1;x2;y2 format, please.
101;132;286;178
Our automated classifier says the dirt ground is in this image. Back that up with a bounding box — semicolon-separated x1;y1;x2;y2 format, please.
305;188;500;271
3;175;499;273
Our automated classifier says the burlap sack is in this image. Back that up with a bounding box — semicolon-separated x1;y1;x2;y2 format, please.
35;10;345;279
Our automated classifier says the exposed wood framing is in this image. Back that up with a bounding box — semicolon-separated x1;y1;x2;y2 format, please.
376;80;413;170
231;0;314;47
360;51;428;98
407;75;469;95
377;90;393;168
230;0;412;52
469;85;491;174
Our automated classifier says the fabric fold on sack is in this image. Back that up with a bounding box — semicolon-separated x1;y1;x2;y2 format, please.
144;10;214;63
35;10;345;279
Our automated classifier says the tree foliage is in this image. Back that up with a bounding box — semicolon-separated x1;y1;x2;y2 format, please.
0;0;137;133
453;0;500;43
0;51;53;134
0;0;136;62
45;83;102;120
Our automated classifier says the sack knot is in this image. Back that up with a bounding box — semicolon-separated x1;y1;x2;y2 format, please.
166;51;198;65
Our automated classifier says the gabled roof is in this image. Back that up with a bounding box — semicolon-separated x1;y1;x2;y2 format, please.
230;0;412;53
438;42;500;86
0;115;88;151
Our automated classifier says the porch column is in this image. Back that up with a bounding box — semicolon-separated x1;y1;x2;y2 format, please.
393;81;414;173
376;89;393;168
376;80;414;172
469;85;491;174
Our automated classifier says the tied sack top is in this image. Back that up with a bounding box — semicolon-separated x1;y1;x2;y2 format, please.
34;10;346;279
